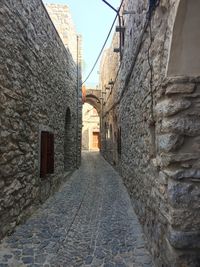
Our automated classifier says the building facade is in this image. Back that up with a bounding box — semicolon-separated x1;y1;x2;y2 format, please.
45;4;83;67
0;0;82;239
100;0;200;266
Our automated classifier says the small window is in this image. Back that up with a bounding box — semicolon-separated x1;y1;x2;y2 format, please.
40;131;54;178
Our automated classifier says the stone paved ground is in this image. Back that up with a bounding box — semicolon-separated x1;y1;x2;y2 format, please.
0;152;154;267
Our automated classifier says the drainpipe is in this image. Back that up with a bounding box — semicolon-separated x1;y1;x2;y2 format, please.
102;0;123;60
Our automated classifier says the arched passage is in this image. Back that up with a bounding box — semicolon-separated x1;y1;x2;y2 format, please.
64;107;73;170
85;94;101;115
167;0;200;76
82;103;100;151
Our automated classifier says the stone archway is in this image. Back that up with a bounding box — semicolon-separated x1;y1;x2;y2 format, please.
82;88;101;151
167;0;200;76
64;107;73;170
85;94;101;115
82;103;100;151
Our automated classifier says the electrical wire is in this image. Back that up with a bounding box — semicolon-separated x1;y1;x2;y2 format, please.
103;2;159;118
102;18;149;117
102;0;123;60
81;14;118;86
81;0;124;86
102;0;118;13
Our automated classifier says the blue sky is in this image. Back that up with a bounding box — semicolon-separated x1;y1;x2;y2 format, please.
43;0;120;86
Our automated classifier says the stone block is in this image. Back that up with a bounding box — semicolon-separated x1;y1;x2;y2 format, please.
168;228;200;249
161;117;200;136
156;152;199;168
165;84;195;95
155;99;191;117
168;179;200;209
157;133;184;152
163;168;200;181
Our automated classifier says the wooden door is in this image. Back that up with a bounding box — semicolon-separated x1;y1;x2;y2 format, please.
92;132;100;149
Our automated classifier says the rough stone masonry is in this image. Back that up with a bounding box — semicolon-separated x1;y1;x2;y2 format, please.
0;0;82;239
100;0;200;266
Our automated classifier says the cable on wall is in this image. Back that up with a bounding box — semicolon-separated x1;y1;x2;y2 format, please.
102;0;123;60
103;0;160;118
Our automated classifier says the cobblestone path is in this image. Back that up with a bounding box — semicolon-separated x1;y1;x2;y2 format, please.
0;152;154;267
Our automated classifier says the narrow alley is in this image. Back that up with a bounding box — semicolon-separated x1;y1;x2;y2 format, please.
1;0;200;266
0;153;153;267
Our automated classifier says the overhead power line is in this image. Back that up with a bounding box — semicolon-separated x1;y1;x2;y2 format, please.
102;0;118;13
81;15;117;85
81;0;124;86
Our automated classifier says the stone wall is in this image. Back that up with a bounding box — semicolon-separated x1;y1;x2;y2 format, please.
45;4;83;68
100;0;200;266
0;0;82;239
99;33;120;163
99;33;120;93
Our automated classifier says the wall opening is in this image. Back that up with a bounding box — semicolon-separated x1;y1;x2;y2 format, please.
117;127;122;156
167;0;200;76
109;124;113;141
82;103;100;151
64;107;72;170
40;131;54;178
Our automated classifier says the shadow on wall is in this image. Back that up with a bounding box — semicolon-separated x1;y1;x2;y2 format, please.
82;129;89;150
64;107;73;170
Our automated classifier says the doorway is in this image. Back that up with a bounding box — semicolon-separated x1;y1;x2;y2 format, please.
92;131;100;150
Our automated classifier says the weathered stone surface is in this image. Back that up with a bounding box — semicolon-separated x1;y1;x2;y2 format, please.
168;180;200;209
161;117;200;136
158;171;168;185
45;4;83;66
157;133;184;152
0;0;82;240
165;84;195;95
99;0;200;266
163;168;200;181
155;99;191;117
156;153;200;168
169;208;200;232
168;228;200;249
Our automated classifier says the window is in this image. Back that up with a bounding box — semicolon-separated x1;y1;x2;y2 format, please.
40;131;54;178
